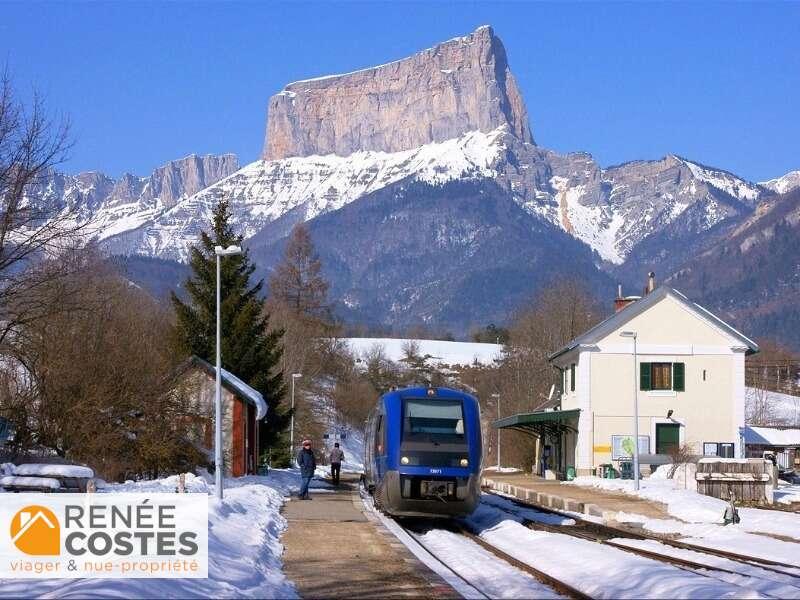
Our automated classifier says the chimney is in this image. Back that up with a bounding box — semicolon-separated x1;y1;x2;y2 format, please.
647;271;656;295
614;284;626;312
614;284;641;312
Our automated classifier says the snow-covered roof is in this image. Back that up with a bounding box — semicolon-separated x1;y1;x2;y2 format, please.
184;357;268;420
549;286;759;361
744;426;800;447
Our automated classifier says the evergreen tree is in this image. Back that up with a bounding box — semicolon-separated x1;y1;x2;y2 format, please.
171;199;287;452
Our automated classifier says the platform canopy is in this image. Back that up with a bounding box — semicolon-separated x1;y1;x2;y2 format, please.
492;409;580;438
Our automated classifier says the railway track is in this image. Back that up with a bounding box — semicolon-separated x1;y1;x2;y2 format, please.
360;486;584;599
484;489;800;583
401;519;590;600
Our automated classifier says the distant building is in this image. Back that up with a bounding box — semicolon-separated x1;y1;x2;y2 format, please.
744;425;800;471
175;356;267;477
495;274;759;478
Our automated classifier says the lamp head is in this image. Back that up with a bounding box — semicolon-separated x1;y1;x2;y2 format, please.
620;331;637;339
292;373;302;379
667;409;674;419
215;245;242;256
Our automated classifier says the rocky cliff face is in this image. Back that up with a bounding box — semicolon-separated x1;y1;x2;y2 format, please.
263;25;532;160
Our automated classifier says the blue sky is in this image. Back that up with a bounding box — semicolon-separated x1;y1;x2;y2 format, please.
3;1;798;181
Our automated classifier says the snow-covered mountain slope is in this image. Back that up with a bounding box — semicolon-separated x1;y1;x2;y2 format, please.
534;154;767;264
19;154;239;247
761;170;800;195
101;128;509;261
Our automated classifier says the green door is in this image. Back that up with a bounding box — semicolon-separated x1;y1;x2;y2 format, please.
656;423;680;454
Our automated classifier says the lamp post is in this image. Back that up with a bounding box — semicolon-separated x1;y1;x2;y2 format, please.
491;392;501;469
214;244;242;500
620;330;640;491
290;373;302;459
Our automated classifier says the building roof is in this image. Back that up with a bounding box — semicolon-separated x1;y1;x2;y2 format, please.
493;409;580;438
182;356;268;420
743;426;800;447
548;286;759;362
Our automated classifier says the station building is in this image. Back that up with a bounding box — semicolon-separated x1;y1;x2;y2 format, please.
495;276;759;478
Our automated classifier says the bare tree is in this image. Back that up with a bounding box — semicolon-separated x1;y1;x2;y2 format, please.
269;223;330;322
0;68;84;347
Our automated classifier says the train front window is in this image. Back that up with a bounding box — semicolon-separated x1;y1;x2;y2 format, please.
403;399;464;438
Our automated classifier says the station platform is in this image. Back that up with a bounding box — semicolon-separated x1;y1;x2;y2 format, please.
281;473;459;599
481;471;671;522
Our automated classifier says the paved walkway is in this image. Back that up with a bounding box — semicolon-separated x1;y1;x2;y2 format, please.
482;472;671;521
281;474;458;599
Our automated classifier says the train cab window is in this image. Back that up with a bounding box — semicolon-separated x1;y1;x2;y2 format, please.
404;399;464;439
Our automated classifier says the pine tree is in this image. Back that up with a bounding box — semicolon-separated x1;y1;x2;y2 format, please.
171;198;287;452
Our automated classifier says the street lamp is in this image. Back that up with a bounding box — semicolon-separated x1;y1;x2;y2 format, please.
214;244;242;500
620;330;640;491
491;393;501;470
290;373;302;459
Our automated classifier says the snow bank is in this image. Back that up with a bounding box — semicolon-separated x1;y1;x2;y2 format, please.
0;471;299;599
343;337;502;367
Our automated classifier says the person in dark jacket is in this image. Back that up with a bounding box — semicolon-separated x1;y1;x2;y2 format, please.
329;442;345;485
297;439;316;500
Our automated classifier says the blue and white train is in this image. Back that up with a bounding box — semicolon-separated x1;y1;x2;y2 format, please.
364;386;482;518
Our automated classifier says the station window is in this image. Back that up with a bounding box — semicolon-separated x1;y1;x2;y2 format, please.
570;364;575;392
640;362;685;392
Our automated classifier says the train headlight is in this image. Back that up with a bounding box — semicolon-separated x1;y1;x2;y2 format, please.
401;456;410;465
459;458;469;467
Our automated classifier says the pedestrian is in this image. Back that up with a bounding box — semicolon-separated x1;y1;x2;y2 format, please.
297;439;316;500
329;442;345;485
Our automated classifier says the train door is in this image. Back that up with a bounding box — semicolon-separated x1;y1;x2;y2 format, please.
374;411;386;478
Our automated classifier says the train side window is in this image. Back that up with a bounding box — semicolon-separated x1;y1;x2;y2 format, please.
375;414;384;454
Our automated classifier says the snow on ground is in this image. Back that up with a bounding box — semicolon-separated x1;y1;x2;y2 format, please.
0;471;300;599
467;501;759;599
416;529;563;599
610;538;800;598
775;483;800;505
568;473;800;567
746;386;800;424
343;337;502;367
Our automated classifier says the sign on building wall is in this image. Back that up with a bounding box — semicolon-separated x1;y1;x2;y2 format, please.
611;435;650;460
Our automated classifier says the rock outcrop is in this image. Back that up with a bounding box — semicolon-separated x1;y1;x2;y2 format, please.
263;25;533;160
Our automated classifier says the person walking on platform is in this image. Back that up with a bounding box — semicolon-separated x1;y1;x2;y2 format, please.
329;442;345;485
297;439;316;500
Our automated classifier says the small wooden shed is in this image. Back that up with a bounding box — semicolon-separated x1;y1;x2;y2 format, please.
175;356;267;477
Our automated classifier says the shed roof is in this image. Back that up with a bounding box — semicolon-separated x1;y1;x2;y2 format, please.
181;356;268;420
548;287;759;361
743;426;800;447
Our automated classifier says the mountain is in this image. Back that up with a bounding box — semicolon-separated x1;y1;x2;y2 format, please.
263;25;532;160
20;154;239;251
761;170;800;195
19;26;800;342
249;178;614;333
666;187;800;350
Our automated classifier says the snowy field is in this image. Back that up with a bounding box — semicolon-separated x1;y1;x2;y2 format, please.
0;471;303;599
342;337;502;367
